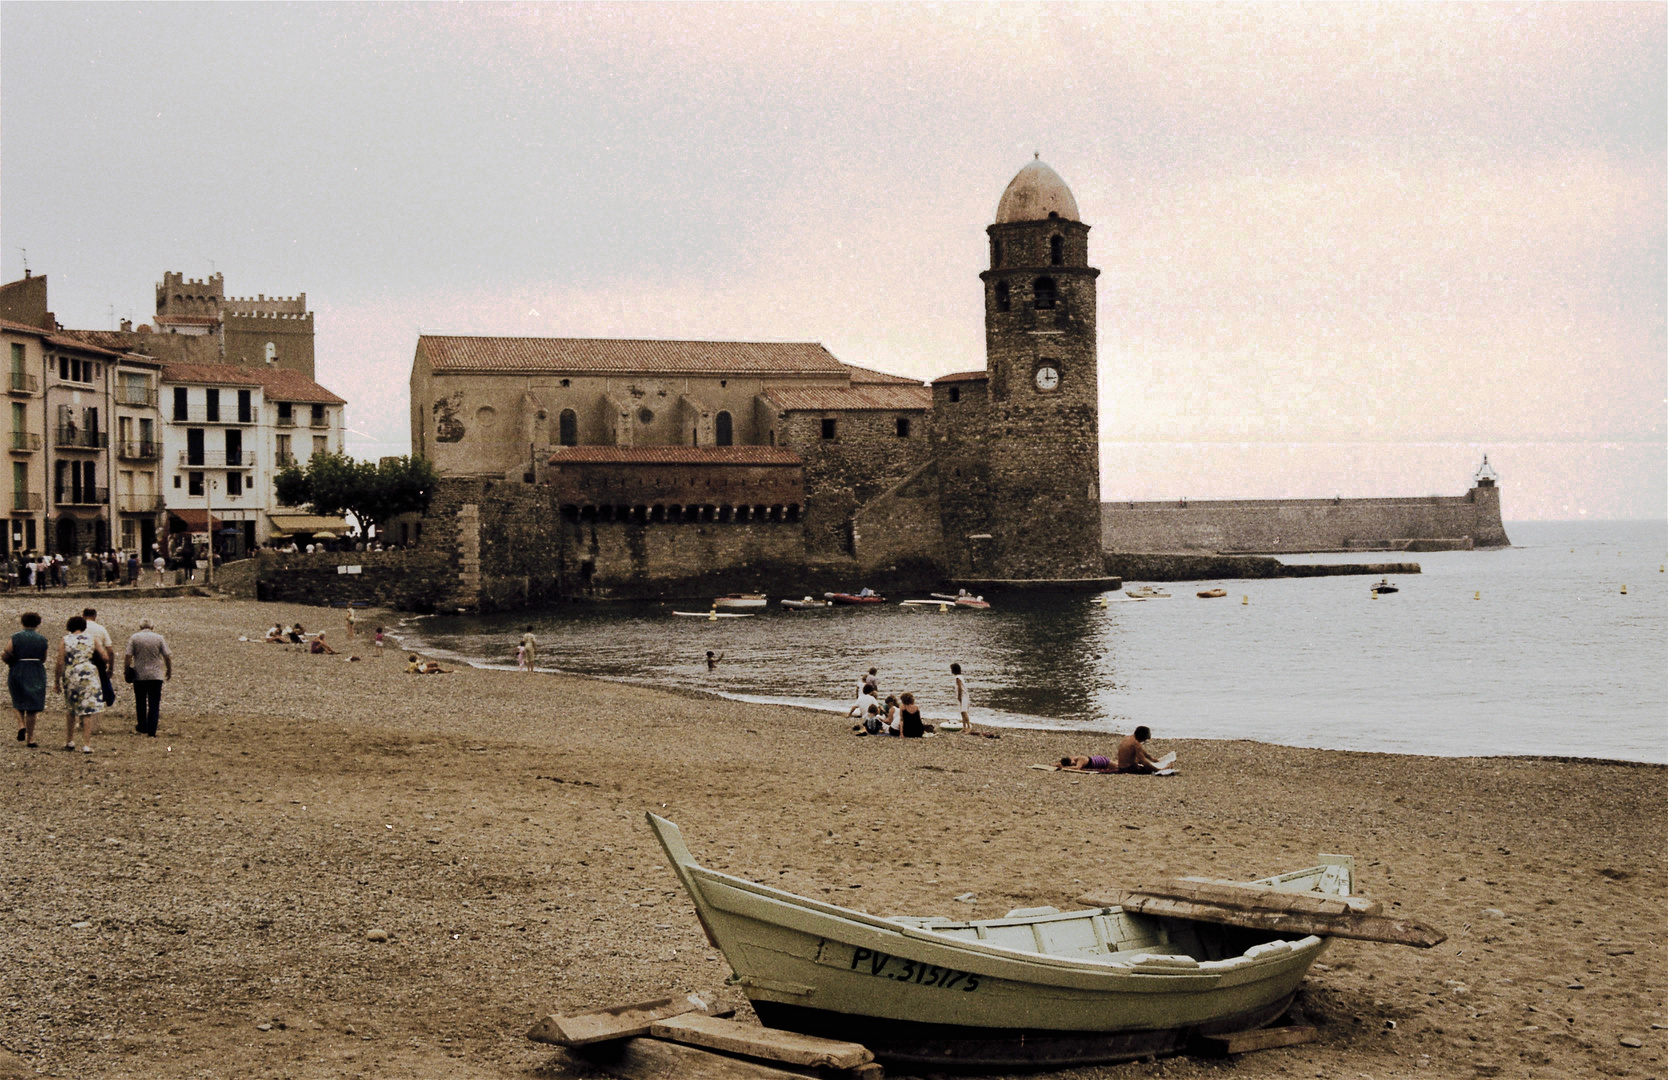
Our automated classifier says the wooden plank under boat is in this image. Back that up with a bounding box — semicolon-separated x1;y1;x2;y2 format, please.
647;813;1369;1070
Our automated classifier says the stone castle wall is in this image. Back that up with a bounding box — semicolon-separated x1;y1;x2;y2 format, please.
780;409;932;557
1101;485;1510;554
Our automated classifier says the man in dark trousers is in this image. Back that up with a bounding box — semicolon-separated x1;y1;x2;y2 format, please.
123;618;172;737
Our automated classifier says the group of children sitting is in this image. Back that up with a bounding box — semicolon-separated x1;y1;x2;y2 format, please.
848;689;927;738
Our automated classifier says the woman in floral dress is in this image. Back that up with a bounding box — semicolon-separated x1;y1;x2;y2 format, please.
54;615;110;753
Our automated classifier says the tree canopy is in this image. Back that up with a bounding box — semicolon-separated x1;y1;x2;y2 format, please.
274;453;438;536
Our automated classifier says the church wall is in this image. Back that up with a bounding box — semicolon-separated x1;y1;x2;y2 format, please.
929;379;994;577
852;460;944;573
778;408;932;557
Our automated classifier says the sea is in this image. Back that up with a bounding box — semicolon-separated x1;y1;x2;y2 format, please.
404;520;1666;764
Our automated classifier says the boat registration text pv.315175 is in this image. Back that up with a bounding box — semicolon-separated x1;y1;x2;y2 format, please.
847;946;981;991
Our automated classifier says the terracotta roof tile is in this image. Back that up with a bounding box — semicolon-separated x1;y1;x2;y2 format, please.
764;385;932;411
0;317;51;337
420;335;848;376
155;314;220;326
547;446;802;466
932;369;989;384
161;362;346;405
842;363;922;385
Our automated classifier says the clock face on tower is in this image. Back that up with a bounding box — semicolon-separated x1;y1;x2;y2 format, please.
1034;365;1060;392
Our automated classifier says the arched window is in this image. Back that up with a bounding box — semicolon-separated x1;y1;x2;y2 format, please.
991;238;1003;268
715;411;733;446
1050;235;1063;265
1033;276;1057;310
558;409;577;446
995;280;1010;312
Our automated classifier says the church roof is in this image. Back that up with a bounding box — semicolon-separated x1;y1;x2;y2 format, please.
994;159;1081;224
932;369;989;384
764;385;932;412
420;335;849;377
547;446;802;466
842;363;921;385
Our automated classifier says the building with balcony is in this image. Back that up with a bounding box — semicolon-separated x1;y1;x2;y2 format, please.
160;362;345;551
1;317;48;556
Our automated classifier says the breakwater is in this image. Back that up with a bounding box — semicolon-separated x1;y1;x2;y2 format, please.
1105;553;1419;583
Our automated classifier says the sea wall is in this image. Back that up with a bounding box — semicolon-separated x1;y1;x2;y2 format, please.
1105;553;1421;583
1101;484;1509;554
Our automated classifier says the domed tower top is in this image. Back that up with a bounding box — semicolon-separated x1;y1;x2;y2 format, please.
994;156;1080;224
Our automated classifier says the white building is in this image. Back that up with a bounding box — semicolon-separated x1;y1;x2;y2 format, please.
159;362;346;551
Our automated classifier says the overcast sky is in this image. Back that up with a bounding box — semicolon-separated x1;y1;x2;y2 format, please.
3;2;1662;519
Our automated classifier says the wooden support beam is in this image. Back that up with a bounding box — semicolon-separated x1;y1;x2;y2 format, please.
527;991;725;1047
1155;877;1383;916
1113;894;1446;948
575;1036;834;1079
1193;1024;1317;1056
649;1014;873;1070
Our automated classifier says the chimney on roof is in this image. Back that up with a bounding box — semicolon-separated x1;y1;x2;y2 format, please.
120;318;132;332
23;269;30;279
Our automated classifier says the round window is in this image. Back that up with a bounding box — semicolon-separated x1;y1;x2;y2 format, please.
638;408;655;424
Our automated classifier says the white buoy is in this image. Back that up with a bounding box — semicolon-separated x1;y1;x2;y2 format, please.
1474;591;1480;600
939;602;949;613
1242;595;1248;605
708;609;718;622
1621;584;1628;595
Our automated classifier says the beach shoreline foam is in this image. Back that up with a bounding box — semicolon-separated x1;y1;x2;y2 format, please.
3;596;1662;1079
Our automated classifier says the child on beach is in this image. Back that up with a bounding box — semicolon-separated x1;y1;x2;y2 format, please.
373;627;385;657
516;643;528;670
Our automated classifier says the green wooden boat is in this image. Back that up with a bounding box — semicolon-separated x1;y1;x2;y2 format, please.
648;813;1354;1070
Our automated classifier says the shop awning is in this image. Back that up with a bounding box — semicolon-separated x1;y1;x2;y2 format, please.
267;513;352;536
167;510;224;532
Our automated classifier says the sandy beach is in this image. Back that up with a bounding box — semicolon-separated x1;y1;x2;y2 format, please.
0;595;1662;1080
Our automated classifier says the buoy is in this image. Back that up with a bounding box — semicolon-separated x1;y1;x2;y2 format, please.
1621;585;1627;595
708;610;718;622
1242;595;1248;605
1474;591;1480;600
1370;590;1378;599
939;603;949;613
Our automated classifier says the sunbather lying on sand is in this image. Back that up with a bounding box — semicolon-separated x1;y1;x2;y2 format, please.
405;654;452;675
1056;729;1176;773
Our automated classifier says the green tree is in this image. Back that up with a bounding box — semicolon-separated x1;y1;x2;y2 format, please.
275;452;438;537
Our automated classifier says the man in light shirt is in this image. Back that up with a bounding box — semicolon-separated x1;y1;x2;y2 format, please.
124;618;173;737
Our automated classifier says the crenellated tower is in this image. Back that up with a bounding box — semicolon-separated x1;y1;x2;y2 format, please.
966;158;1105;579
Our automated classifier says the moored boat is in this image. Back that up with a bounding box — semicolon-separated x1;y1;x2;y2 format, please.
1125;585;1172;599
780;596;832;610
713;593;768;609
1371;579;1399;595
826;590;886;605
673;611;755;619
955;595;990;609
1197;588;1228;598
648;814;1407;1070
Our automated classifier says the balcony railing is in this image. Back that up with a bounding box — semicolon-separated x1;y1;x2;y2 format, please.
53;486;108;507
8;371;38;395
53;427;108;450
12;491;42;511
117;493;164;513
117;440;160;461
276;414;296;428
178;450;256;468
275;451;297;466
9;431;41;452
116;388;160;408
167;408;253;425
310;414;330;428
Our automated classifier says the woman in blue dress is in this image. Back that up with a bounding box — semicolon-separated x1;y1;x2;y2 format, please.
4;611;49;747
54;615;110;754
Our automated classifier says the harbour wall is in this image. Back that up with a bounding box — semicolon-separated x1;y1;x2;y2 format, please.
1101;484;1509;554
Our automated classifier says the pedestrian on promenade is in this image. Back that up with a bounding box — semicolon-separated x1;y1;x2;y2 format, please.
520;627;537;674
127;551;140;586
123;618;172;737
82;609;117;708
54;615;109;753
951;662;972;733
153;553;167;585
5;612;49;747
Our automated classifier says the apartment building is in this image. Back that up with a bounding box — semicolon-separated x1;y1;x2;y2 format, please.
160;362;345;551
1;319;47;556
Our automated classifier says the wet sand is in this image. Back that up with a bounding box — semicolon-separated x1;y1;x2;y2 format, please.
1;596;1662;1080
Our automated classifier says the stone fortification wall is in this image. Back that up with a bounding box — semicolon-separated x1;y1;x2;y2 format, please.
553;518;807;599
1101;485;1509;554
852;461;944;574
781;409;932;557
1105;553;1422;582
246;548;452;610
224;311;315;377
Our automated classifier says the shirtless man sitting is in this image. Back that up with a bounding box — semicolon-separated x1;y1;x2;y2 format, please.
1116;726;1166;774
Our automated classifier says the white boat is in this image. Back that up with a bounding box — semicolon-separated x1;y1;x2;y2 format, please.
713;593;768;609
780;597;832;610
672;611;755;619
1125;585;1172;599
648;814;1392;1069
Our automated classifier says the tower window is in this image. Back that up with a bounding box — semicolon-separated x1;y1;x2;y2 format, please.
558;408;577;446
820;418;837;440
715;411;733;446
1050;235;1063;265
1033;276;1057;310
895;417;911;438
992;239;1003;268
994;280;1010;312
948;387;961;403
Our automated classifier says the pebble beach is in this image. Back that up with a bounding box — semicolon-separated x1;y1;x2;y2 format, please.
1;596;1663;1080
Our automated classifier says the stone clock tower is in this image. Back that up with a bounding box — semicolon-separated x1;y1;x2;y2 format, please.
969;157;1105;579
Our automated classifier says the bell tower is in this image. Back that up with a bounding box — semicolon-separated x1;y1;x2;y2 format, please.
974;158;1104;579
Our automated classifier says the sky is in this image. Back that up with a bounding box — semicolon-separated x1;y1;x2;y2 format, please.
2;2;1662;520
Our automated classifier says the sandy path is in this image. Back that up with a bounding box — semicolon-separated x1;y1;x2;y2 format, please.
0;597;1662;1080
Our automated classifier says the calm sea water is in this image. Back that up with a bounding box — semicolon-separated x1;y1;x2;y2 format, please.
405;521;1666;763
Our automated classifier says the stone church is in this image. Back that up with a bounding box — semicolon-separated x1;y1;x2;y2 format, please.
408;159;1110;592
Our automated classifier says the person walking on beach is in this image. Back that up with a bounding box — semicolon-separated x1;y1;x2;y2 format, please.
951;662;972;733
5;612;49;747
55;615;109;753
124;619;172;738
373;627;385;658
520;627;537;674
345;605;357;639
82;609;116;709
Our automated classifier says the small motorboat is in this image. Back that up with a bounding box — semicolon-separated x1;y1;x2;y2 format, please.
1197;588;1228;598
900;599;950;608
673;610;755;619
930;590;990;609
713;593;768;609
1125;585;1172;599
826;590;886;605
647;814;1441;1071
780;596;832;610
1371;579;1399;595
